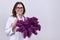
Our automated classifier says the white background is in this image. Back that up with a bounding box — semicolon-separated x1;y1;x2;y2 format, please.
0;0;60;40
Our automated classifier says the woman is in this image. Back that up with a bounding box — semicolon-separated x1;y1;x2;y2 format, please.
5;2;28;40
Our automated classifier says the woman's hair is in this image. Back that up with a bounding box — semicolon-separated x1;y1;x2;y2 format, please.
12;2;25;17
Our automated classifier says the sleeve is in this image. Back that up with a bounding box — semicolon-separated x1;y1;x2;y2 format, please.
5;17;16;36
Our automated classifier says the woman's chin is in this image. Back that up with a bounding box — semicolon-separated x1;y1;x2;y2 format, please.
17;13;22;15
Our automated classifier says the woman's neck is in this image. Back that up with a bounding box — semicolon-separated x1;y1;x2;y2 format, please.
19;14;23;18
17;14;23;20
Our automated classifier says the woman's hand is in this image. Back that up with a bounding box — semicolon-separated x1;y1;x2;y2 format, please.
11;18;18;31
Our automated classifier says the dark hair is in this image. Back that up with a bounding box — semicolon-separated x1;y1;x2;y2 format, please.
12;2;25;17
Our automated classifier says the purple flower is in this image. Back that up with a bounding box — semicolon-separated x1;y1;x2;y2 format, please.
16;17;41;38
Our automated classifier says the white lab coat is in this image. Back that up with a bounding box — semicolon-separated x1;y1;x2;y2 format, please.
5;15;28;40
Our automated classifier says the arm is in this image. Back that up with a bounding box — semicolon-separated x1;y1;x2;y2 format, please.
5;17;17;36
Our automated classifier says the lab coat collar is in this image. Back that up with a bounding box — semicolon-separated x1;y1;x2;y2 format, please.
16;14;25;21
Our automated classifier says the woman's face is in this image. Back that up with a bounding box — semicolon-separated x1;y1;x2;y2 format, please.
15;4;23;15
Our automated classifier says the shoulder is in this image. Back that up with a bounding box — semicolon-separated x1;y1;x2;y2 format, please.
7;16;17;23
8;16;16;20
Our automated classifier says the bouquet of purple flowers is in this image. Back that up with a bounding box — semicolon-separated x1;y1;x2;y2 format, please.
16;17;41;38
